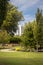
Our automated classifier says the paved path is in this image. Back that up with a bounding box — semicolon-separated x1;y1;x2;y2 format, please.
0;49;15;52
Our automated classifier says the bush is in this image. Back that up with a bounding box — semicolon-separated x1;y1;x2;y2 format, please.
0;30;11;44
15;47;21;51
10;36;21;44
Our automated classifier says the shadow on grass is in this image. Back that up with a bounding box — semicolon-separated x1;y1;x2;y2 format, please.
0;57;43;65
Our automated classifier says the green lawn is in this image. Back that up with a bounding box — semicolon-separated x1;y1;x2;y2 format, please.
0;52;43;65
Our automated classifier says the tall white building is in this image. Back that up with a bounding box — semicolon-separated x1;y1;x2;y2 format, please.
14;25;23;36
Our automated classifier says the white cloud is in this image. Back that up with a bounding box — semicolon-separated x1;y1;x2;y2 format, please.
10;0;39;11
10;0;27;6
20;0;39;11
10;0;41;25
24;14;35;22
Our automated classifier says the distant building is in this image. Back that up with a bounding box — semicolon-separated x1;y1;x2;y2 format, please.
14;25;23;36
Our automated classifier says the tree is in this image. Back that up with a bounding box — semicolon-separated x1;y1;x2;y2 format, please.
0;0;10;27
31;21;39;50
21;22;34;51
35;8;43;51
1;3;23;34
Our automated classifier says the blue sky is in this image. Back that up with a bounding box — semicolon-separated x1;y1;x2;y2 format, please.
10;0;43;25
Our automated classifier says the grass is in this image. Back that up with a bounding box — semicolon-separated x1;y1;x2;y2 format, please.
0;52;43;65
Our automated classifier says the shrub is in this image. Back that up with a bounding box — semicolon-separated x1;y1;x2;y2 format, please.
15;47;21;51
0;30;11;44
10;36;21;44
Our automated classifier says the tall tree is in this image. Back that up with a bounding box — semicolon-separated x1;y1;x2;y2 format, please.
1;3;23;34
0;0;9;27
35;8;43;50
21;22;34;51
32;21;39;50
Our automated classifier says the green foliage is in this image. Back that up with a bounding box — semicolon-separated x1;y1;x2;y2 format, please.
21;22;34;48
32;21;38;40
0;30;11;44
0;0;9;27
10;36;21;44
35;8;43;50
2;3;23;33
36;8;42;24
0;1;23;45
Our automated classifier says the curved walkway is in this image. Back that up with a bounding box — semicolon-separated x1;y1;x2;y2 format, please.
0;49;15;52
